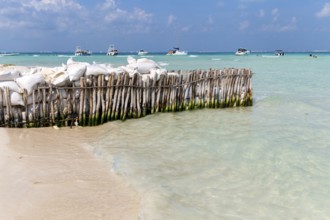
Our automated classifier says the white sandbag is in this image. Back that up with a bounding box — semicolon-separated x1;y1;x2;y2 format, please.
123;64;137;75
127;56;137;65
150;68;167;81
3;92;24;106
86;64;109;76
39;67;56;83
66;57;90;66
0;70;21;81
67;63;87;81
168;71;179;76
128;69;139;78
73;80;81;87
22;67;42;76
51;72;69;86
136;58;160;74
108;67;126;75
0;81;23;93
15;73;45;95
99;63;113;70
141;74;150;82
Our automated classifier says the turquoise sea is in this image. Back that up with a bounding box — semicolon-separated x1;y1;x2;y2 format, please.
2;52;330;219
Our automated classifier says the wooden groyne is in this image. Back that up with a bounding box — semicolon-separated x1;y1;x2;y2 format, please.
0;68;252;128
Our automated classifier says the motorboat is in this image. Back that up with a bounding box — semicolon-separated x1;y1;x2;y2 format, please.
167;47;188;55
107;44;118;56
275;50;284;56
0;52;19;57
75;46;91;56
235;48;250;56
138;49;148;56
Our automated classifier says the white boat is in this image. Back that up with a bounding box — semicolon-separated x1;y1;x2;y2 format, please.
235;48;250;56
167;47;188;56
107;45;118;56
138;49;148;56
0;52;19;57
275;50;284;56
75;46;91;56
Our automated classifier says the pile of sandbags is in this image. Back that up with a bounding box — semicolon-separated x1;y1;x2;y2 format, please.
0;56;174;107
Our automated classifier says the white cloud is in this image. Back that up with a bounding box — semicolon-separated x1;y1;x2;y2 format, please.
271;8;279;21
0;19;31;29
22;0;83;12
278;16;296;32
316;3;330;18
104;7;152;23
239;0;264;9
168;14;176;26
0;0;154;36
132;8;153;22
99;0;116;10
259;9;265;17
181;25;191;32
262;16;297;32
239;20;250;31
104;8;126;23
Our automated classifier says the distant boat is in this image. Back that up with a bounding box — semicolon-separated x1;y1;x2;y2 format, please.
235;48;250;56
309;53;317;58
107;44;118;56
275;50;285;56
75;46;91;56
138;49;148;56
0;52;19;57
167;47;188;56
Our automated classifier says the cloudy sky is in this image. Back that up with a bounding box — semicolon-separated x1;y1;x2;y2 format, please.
1;0;330;52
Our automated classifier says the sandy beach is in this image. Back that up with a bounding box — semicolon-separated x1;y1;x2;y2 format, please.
0;127;140;220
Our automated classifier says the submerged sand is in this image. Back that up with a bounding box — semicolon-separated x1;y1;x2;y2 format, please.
0;127;140;220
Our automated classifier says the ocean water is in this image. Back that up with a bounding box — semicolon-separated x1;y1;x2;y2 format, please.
3;52;330;219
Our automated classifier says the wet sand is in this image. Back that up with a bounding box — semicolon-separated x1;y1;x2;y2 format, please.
0;127;140;220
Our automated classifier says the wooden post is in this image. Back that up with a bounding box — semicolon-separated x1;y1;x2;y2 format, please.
79;77;84;126
100;75;106;125
0;89;4;126
4;87;11;127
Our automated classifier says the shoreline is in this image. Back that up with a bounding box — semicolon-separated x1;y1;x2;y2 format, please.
0;127;140;220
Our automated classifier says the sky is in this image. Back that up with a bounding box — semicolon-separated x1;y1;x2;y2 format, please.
1;0;330;52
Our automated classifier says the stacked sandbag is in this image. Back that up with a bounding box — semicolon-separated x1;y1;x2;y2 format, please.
0;66;28;107
67;63;88;82
85;64;109;76
15;73;45;95
0;57;170;108
125;56;161;75
0;81;22;93
0;69;21;81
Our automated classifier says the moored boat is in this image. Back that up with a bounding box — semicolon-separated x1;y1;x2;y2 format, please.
275;50;285;56
75;46;91;56
167;47;188;56
0;52;19;57
138;49;148;56
107;44;118;56
235;48;250;56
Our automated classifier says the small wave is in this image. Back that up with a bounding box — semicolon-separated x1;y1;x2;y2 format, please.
261;55;279;58
158;62;169;66
189;55;198;58
140;55;154;58
57;55;73;58
211;58;221;61
32;55;40;57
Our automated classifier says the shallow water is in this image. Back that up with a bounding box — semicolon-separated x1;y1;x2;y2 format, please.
3;52;330;219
